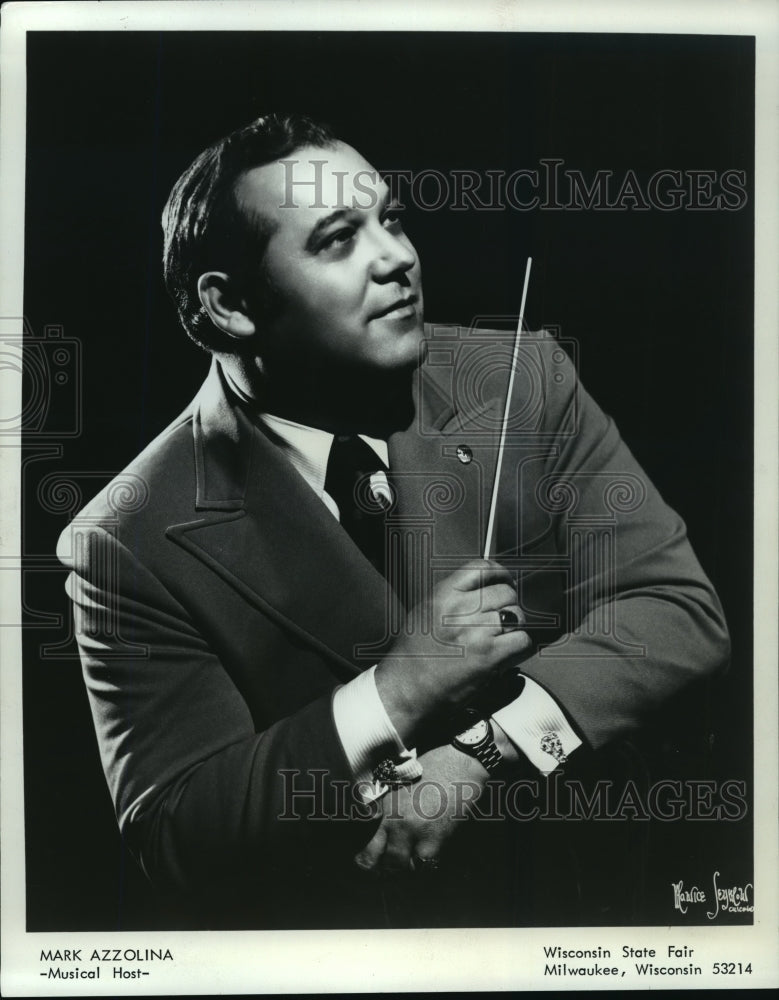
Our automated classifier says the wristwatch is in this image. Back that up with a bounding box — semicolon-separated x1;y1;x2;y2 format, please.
452;712;503;773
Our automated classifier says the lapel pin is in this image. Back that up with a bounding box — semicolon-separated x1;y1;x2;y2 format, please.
456;445;473;464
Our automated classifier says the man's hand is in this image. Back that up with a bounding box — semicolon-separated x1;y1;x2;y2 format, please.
353;744;492;874
375;559;531;742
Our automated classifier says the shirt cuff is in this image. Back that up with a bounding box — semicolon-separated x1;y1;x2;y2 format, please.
332;665;409;802
492;677;582;775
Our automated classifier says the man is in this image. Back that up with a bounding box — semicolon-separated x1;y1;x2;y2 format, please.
57;113;729;928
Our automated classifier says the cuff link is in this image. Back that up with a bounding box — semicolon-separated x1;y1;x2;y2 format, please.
540;731;568;765
372;748;423;789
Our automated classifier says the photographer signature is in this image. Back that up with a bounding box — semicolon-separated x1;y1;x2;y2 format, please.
671;871;753;918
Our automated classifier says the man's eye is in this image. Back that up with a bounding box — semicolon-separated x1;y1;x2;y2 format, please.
321;227;355;250
382;209;404;231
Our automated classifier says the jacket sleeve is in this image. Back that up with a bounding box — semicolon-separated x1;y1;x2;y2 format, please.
503;335;730;751
58;523;367;899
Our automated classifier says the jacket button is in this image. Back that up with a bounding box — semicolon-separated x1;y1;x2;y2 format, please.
456;445;473;464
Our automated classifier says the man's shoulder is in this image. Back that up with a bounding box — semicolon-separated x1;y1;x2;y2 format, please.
58;405;199;555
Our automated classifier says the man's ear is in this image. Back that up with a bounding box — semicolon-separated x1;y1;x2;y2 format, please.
197;272;257;340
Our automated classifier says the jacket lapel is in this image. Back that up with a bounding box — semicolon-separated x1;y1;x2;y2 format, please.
166;360;394;676
166;348;504;674
388;360;502;580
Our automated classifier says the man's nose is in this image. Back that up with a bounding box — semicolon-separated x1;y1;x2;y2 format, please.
367;226;417;281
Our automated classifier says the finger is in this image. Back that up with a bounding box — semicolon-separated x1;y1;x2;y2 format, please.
495;623;533;658
441;583;518;628
448;559;513;592
411;838;444;875
414;837;442;862
476;582;519;615
354;823;388;873
381;827;415;874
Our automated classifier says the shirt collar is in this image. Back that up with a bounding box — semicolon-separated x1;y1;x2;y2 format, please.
221;367;389;499
258;410;389;501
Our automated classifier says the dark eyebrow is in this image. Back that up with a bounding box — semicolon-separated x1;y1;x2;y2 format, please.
303;187;393;252
304;208;350;252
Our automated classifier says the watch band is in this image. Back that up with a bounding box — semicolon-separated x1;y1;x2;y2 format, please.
471;738;503;772
452;717;504;773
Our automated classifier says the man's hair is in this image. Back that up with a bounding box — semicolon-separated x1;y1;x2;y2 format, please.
161;113;337;352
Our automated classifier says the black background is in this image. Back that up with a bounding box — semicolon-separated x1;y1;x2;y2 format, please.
22;31;753;929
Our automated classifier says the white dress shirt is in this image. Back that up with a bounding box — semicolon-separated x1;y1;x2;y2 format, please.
259;410;582;793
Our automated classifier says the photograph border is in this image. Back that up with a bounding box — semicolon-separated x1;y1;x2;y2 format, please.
1;1;777;993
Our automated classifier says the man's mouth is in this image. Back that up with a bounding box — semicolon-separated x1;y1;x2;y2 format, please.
370;294;419;320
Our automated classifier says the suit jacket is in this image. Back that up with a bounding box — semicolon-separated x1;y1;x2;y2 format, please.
57;326;729;927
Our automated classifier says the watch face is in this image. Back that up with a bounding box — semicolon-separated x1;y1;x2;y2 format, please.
456;720;489;745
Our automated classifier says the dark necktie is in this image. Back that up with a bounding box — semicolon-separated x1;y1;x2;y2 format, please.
324;435;392;577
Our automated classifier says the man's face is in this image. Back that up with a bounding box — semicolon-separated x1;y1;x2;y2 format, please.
234;142;425;374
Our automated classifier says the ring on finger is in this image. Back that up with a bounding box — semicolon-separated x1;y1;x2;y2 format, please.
413;856;441;874
499;608;520;633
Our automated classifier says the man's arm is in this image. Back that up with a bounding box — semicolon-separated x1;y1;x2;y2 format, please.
60;523;363;898
507;336;729;750
59;521;529;898
353;333;730;869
